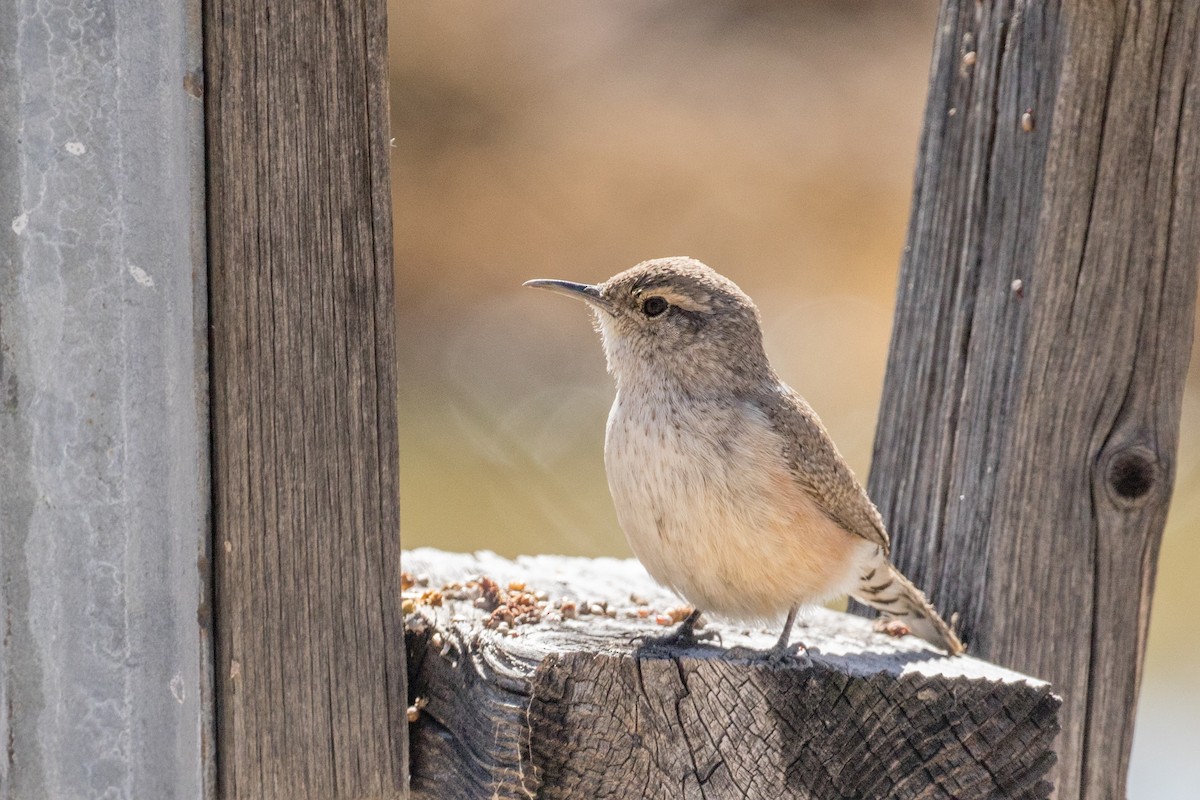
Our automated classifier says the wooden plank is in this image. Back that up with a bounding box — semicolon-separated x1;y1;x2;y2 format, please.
1;2;210;797
204;0;406;796
403;549;1060;800
867;2;1200;798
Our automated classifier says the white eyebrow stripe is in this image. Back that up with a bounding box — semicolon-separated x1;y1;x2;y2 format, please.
636;287;713;313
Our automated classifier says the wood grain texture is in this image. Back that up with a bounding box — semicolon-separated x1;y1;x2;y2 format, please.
205;0;406;796
867;3;1200;799
404;549;1060;800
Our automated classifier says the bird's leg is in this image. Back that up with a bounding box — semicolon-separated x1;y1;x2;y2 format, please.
672;608;704;641
767;605;805;658
720;605;813;665
763;605;813;666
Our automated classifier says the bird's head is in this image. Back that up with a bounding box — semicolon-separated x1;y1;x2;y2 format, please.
525;257;772;395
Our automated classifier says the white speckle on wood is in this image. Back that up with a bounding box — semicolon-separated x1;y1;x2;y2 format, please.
65;141;87;155
12;213;28;234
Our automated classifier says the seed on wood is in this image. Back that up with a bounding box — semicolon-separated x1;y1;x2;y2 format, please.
962;51;977;67
1021;109;1035;132
1011;278;1025;298
873;618;912;638
407;697;428;722
477;576;502;611
666;607;693;624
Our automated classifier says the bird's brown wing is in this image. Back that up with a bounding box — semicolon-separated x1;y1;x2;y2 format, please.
756;384;891;555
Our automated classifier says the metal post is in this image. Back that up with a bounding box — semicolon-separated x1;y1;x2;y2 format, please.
0;1;210;797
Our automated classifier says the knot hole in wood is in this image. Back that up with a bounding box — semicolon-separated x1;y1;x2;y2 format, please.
1101;445;1160;506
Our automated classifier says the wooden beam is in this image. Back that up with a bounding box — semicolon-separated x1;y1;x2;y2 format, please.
867;3;1200;798
204;0;406;796
403;549;1060;799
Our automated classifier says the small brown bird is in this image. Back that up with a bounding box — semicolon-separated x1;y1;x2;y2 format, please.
525;257;964;657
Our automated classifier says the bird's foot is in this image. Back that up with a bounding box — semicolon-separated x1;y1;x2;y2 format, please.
631;625;721;651
721;641;818;668
765;640;815;667
631;609;721;652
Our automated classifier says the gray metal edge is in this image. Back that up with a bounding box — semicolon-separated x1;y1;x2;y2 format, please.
0;1;211;798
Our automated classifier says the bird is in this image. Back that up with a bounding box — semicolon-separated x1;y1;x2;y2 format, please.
524;256;964;658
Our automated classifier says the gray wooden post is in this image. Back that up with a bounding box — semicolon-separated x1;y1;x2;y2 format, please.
204;0;407;796
867;3;1200;799
0;1;211;798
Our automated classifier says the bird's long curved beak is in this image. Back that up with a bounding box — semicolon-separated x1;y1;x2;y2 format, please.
523;279;616;314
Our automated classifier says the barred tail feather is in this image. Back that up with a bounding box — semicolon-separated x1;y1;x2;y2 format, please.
851;555;965;656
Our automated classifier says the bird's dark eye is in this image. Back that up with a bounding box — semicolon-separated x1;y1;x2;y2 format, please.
642;296;669;317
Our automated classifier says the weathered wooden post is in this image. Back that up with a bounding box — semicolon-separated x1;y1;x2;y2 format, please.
3;0;405;797
867;3;1200;799
1;2;212;796
205;0;407;797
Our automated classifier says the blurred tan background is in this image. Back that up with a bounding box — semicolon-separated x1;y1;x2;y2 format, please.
388;2;1198;796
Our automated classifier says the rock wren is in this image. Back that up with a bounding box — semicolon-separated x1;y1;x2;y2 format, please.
525;256;964;657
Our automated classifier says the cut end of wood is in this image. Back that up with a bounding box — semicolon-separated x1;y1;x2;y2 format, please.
403;549;1060;799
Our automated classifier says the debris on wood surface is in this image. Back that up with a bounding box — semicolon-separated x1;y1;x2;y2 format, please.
402;548;1061;800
